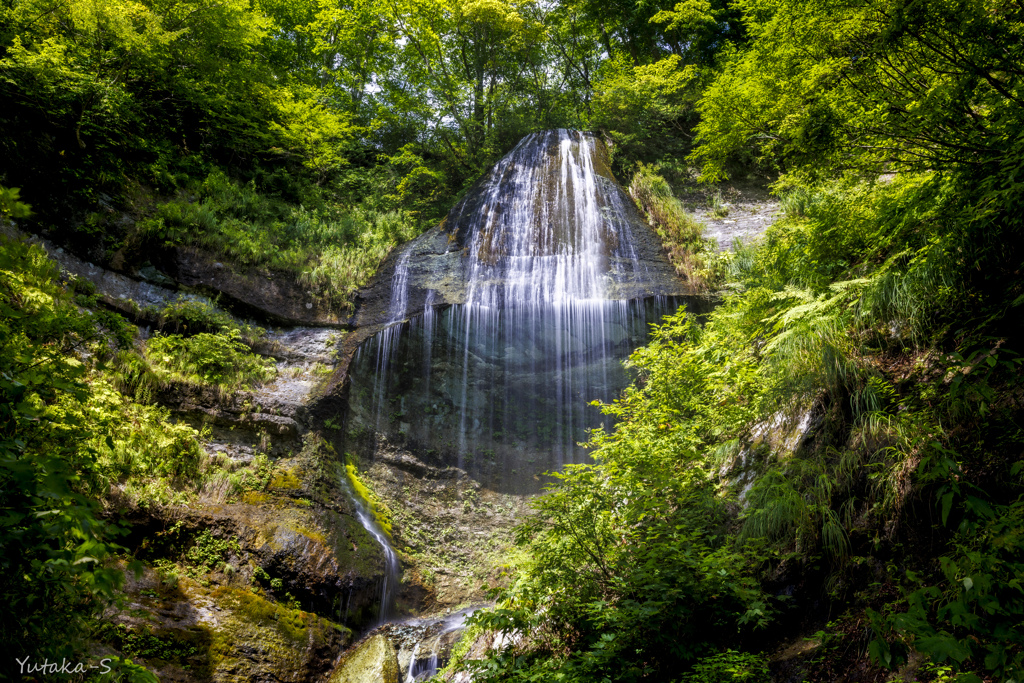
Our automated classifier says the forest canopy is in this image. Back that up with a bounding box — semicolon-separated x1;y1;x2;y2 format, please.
2;0;1024;680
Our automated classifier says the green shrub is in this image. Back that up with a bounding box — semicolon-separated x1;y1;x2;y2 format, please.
680;650;770;683
0;236;125;662
184;530;240;577
145;329;276;391
141;172;421;310
629;164;728;289
147;296;265;343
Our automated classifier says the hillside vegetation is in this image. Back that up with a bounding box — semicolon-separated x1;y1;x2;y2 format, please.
457;1;1024;682
2;0;1023;680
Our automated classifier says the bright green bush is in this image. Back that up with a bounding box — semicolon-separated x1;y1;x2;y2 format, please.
679;650;770;683
146;296;266;343
85;380;206;486
145;329;276;391
0;236;125;665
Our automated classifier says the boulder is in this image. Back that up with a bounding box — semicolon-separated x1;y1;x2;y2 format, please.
329;635;400;683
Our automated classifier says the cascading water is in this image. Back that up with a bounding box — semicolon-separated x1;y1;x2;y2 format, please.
348;129;689;490
401;610;474;682
336;249;414;626
339;470;400;625
447;130;642;464
369;247;413;424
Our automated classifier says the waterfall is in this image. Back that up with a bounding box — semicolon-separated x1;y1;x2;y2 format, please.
339;468;400;625
348;128;684;488
403;610;472;681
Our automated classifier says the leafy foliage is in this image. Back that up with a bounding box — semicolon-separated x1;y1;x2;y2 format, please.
0;233;261;673
679;650;770;683
144;330;276;391
0;185;32;218
628;164;728;288
139;171;420;309
0;235;126;666
467;312;773;681
693;0;1024;184
592;54;700;165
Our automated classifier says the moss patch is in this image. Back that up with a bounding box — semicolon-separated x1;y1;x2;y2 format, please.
97;622;213;676
241;490;271;505
270;466;303;491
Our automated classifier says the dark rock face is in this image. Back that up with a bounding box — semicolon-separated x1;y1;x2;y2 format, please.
343;130;714;492
167;247;350;327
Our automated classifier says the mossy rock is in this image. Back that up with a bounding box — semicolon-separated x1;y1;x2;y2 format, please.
104;568;352;683
204;585;351;681
269;466;303;492
329;635;400;683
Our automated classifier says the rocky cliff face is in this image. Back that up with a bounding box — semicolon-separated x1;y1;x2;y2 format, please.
10;224;396;681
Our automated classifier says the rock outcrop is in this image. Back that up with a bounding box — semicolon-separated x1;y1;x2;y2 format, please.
328;635;400;683
3;223;393;679
165;246;350;327
350;130;699;332
103;565;352;683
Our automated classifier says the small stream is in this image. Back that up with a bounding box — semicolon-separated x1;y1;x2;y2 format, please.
339;470;400;625
393;608;477;682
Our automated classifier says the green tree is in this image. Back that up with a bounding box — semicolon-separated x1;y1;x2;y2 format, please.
468;312;772;682
693;0;1024;183
0;236;124;670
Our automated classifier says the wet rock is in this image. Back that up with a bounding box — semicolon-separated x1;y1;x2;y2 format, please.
329;635;400;683
257;327;340;365
350;436;529;612
390;612;472;682
242;413;302;439
718;397;826;502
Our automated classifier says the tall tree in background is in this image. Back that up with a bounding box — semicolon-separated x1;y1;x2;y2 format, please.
694;0;1024;184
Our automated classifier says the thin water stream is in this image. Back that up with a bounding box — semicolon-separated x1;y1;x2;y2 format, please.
338;471;400;625
401;609;474;682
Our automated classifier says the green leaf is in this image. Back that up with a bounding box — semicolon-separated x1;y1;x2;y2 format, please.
916;634;972;664
942;492;955;527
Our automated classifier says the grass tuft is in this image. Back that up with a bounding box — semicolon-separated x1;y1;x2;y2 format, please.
628;164;728;290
